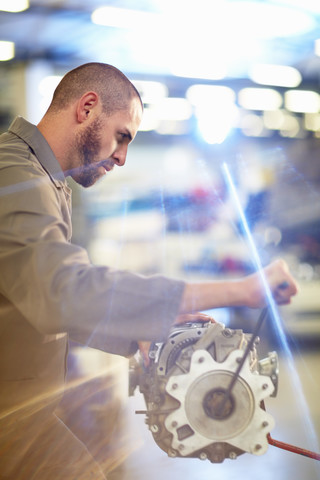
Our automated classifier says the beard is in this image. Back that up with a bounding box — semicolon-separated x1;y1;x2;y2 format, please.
72;118;103;188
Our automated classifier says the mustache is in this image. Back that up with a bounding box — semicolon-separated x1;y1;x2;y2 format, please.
97;159;115;172
65;159;115;178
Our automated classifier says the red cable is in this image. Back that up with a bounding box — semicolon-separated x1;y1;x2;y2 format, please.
267;433;320;461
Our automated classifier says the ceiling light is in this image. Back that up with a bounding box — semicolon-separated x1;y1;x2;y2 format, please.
171;62;227;81
304;113;320;131
186;85;235;106
285;90;320;113
249;64;302;88
263;110;286;130
154;0;315;39
240;113;266;137
0;41;15;61
0;0;29;12
279;114;301;137
186;85;237;144
228;1;315;38
138;107;160;132
91;6;158;29
156;121;190;136
238;88;283;110
273;0;320;14
132;80;168;104
153;98;192;122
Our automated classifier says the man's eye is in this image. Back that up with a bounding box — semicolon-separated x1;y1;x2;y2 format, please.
118;132;131;142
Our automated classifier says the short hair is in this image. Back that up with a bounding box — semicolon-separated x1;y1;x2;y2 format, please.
48;62;142;115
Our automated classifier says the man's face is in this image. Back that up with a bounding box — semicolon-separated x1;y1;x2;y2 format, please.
71;96;142;188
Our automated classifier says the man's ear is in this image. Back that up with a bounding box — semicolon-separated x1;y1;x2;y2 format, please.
76;91;99;123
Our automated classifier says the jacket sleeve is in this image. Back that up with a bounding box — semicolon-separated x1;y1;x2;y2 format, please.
0;161;185;357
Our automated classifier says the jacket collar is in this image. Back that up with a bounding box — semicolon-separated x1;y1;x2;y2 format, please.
8;116;66;188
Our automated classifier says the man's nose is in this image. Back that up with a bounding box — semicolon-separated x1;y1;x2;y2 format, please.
113;145;128;167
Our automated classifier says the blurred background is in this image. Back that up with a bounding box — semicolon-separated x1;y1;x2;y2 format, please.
1;1;320;479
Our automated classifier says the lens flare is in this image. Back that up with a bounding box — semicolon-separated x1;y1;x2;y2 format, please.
222;161;319;453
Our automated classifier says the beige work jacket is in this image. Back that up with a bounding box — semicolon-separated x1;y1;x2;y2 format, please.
0;116;185;420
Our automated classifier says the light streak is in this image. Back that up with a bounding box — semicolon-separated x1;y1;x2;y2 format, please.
222;161;319;453
0;360;125;422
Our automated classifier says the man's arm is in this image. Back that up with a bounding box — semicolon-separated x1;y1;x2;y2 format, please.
178;258;298;316
139;259;298;363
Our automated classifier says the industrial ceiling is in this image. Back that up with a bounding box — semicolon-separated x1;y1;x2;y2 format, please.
1;0;320;87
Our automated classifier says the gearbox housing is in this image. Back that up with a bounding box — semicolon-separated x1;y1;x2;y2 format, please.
129;321;278;463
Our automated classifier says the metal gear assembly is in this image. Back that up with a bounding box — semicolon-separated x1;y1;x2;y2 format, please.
129;320;279;463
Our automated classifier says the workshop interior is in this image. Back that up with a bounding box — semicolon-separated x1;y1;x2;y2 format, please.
0;1;320;479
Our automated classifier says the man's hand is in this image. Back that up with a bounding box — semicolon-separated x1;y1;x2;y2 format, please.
138;312;215;367
243;258;299;309
173;312;215;326
139;259;298;365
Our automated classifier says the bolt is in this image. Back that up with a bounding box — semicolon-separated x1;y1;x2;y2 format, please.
168;449;177;458
150;424;159;433
171;421;178;428
223;328;232;337
262;421;269;428
199;452;207;460
178;444;185;451
198;356;205;363
172;383;178;390
229;451;237;460
262;383;268;390
213;455;222;462
254;444;262;451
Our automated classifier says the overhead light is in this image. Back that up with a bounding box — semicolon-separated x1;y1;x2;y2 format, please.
240;113;266;137
263;110;286;130
249;64;302;88
0;41;15;61
171;62;227;81
153;1;315;39
196;109;238;144
238;88;283;111
186;85;236;106
185;85;237;144
305;113;320;131
156;121;190;136
279;114;301;137
91;6;159;29
153;98;192;122
285;90;320;113
138;107;160;132
132;80;168;104
139;98;192;132
0;0;29;12
263;109;301;137
228;1;315;38
275;0;320;15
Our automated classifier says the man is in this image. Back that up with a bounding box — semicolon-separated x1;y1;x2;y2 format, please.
0;62;298;479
